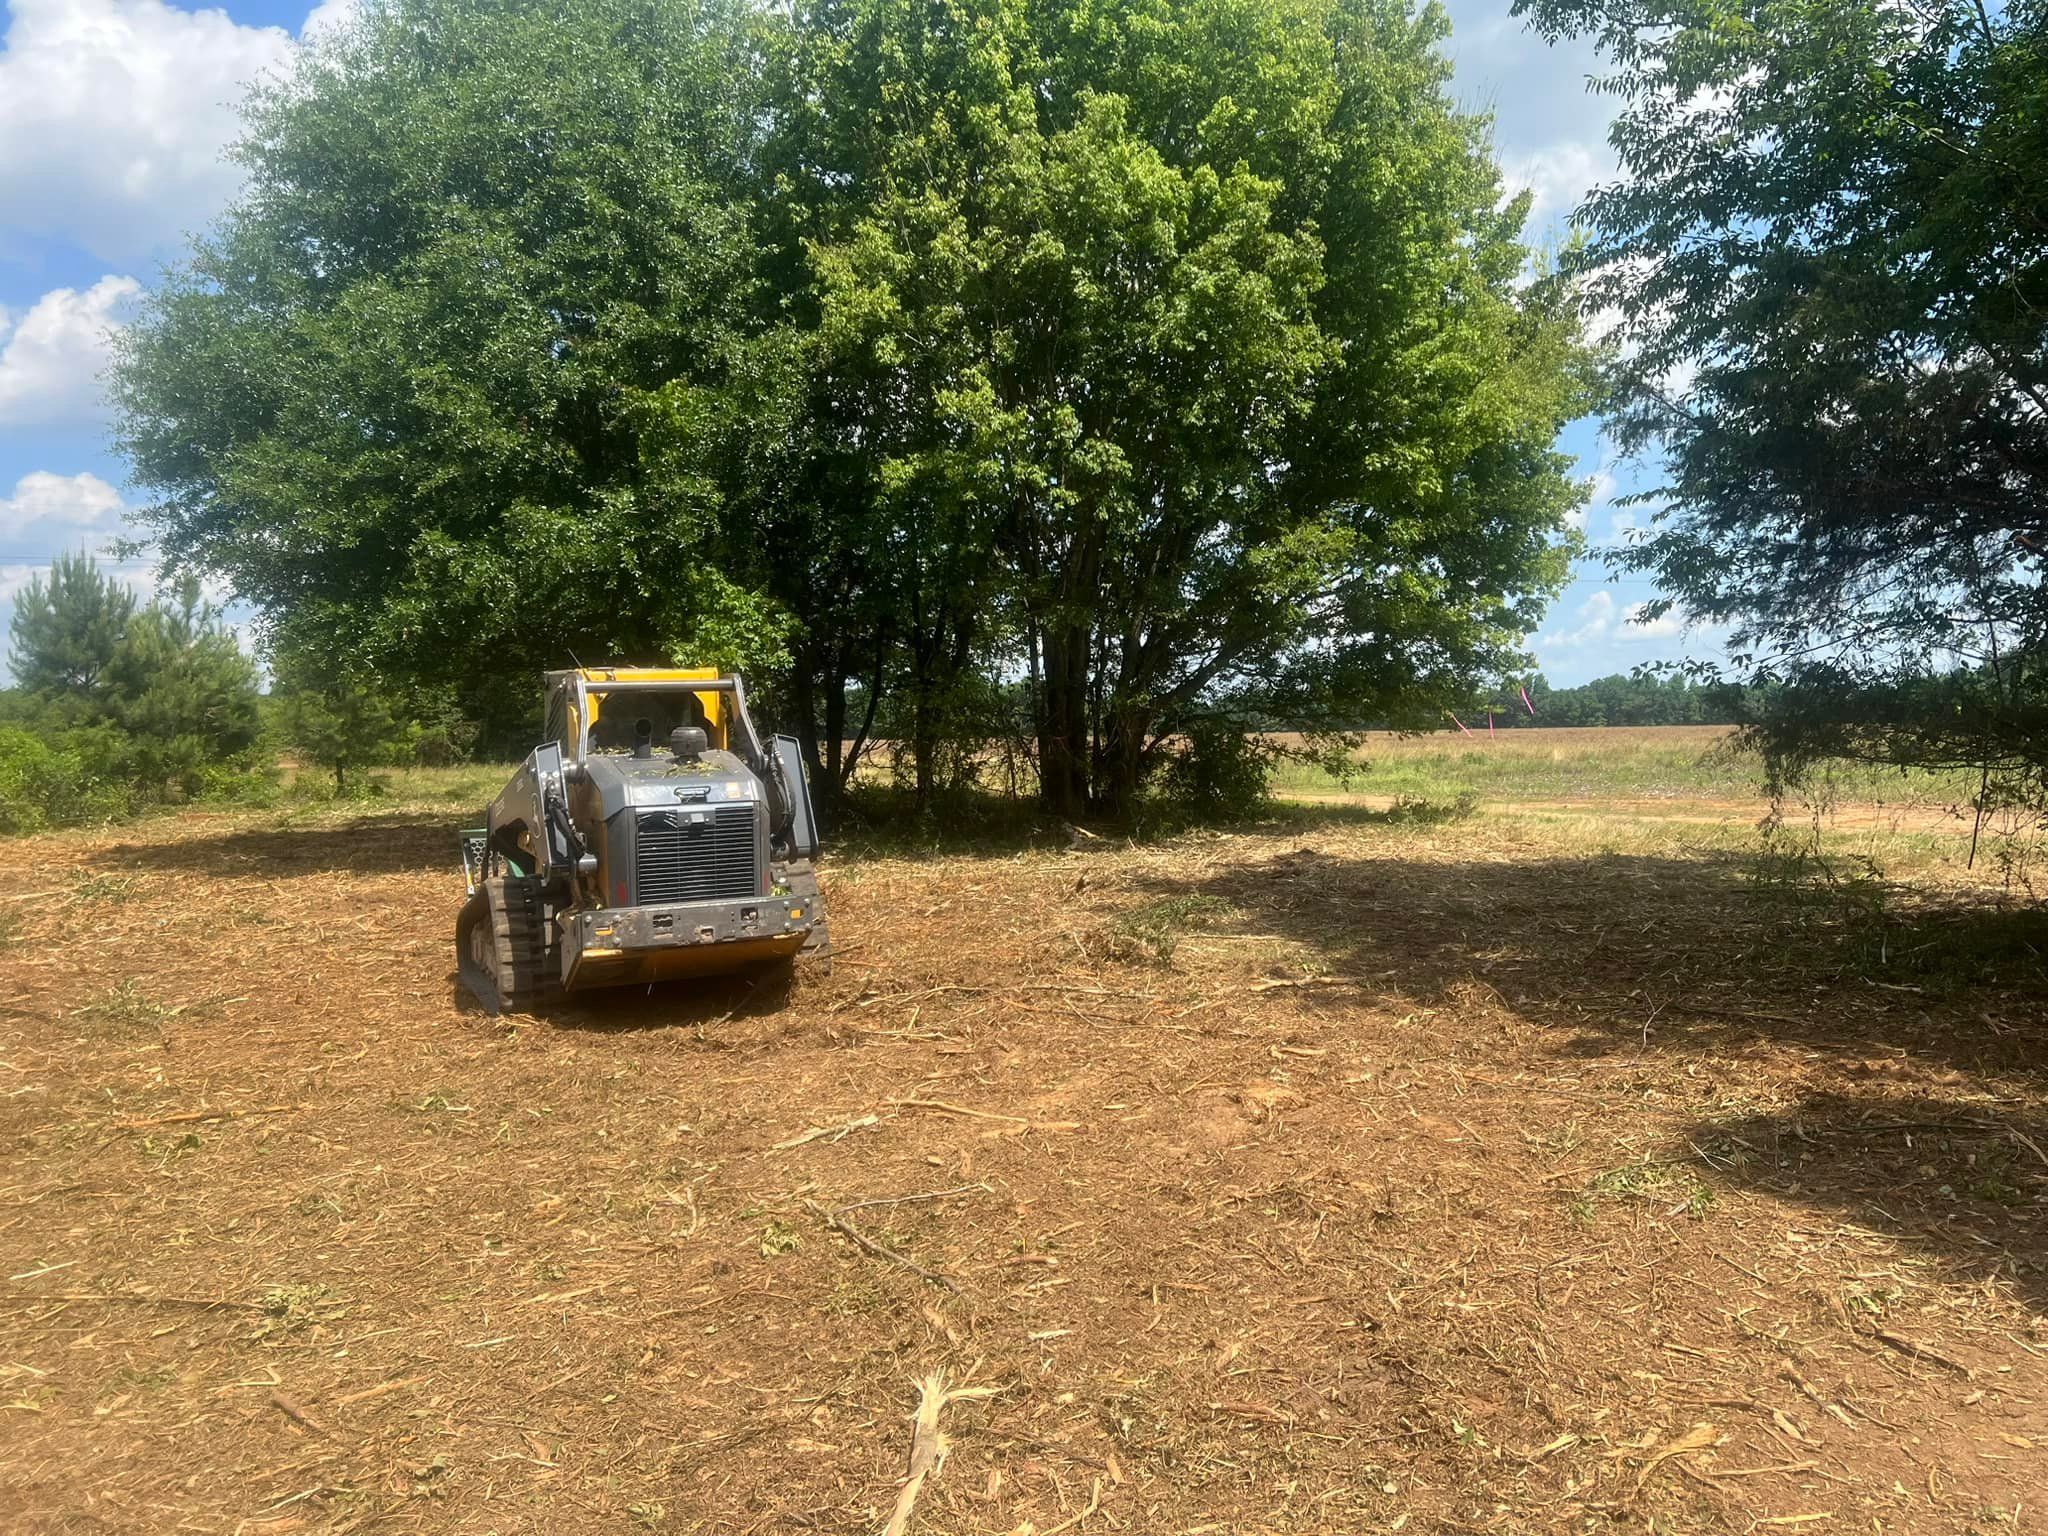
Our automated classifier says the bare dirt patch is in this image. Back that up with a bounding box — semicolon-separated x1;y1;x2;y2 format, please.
2;805;2045;1533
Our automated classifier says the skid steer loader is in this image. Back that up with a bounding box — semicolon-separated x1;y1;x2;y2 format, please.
455;667;828;1013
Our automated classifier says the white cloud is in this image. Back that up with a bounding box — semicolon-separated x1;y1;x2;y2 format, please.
0;276;142;428
301;0;358;43
0;0;308;266
0;472;247;680
1657;355;1700;404
1444;1;1614;151
0;562;51;606
1623;601;1685;640
0;470;131;548
1536;588;1720;655
1539;589;1618;649
1502;139;1615;230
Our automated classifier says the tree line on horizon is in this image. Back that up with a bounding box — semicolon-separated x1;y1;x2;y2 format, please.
1482;673;1745;730
0;556;464;831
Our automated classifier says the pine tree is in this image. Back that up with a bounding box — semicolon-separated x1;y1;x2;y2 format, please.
8;552;136;705
273;651;421;793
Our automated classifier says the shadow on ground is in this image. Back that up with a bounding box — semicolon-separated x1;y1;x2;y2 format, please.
1123;831;2048;1077
1685;1087;2048;1315
1120;822;2048;1310
447;961;804;1037
97;817;458;877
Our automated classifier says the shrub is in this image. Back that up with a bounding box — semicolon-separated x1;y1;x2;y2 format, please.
1147;722;1277;827
273;657;423;793
0;726;130;833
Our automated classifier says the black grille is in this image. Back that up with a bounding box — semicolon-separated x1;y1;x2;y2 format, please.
635;803;760;903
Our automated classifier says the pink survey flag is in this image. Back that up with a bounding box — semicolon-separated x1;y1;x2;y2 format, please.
1488;712;1495;738
1449;713;1475;738
1520;685;1536;716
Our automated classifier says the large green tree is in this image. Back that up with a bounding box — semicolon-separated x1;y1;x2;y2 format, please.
114;0;785;731
117;0;1589;815
772;0;1590;812
1519;0;2048;790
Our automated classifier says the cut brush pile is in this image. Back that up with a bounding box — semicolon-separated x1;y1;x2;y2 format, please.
0;793;2044;1533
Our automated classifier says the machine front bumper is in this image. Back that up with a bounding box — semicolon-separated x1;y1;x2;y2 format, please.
560;894;813;989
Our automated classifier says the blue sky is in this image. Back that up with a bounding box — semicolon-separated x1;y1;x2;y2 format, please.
0;0;1712;687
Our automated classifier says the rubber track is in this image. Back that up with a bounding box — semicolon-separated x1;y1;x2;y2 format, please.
456;876;560;1014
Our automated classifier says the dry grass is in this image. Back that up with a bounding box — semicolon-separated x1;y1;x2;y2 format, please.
1;788;2045;1534
1271;723;1741;756
1267;725;1987;816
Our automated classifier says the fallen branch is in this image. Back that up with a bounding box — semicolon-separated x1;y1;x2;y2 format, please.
1634;1422;1721;1492
888;1098;1081;1133
1008;983;1156;1000
271;1391;348;1443
1871;1328;1972;1377
0;1290;267;1311
832;1184;991;1216
1038;1476;1104;1536
112;1103;295;1131
805;1200;960;1293
1714;1460;1819;1479
1780;1362;1856;1429
880;1371;999;1536
334;1374;431;1407
1518;1432;1579;1462
1206;1399;1293;1426
772;1114;880;1151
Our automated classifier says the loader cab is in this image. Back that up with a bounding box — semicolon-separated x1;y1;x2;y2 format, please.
542;667;741;764
538;666;819;869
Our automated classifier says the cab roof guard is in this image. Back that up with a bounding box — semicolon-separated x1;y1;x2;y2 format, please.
568;673;769;775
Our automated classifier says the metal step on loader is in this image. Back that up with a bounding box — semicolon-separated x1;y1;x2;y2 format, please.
456;667;828;1013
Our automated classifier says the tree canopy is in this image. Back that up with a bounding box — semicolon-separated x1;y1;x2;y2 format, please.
1517;0;2048;794
117;0;1591;813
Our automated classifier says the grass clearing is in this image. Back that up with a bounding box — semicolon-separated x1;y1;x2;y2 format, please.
70;977;168;1037
67;871;141;904
1269;722;1983;812
2;729;2045;1531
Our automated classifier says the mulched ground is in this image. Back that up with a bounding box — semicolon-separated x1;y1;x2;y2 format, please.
2;803;2045;1534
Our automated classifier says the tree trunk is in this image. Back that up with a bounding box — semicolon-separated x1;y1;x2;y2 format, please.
1037;623;1091;819
1096;701;1150;819
821;649;846;800
840;632;885;793
912;711;936;810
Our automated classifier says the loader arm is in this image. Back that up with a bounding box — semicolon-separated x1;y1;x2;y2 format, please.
485;742;596;887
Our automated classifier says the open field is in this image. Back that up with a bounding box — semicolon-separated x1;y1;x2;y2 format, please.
1268;726;1983;815
4;753;2047;1534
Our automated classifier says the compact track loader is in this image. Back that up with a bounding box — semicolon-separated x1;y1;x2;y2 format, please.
456;668;827;1013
